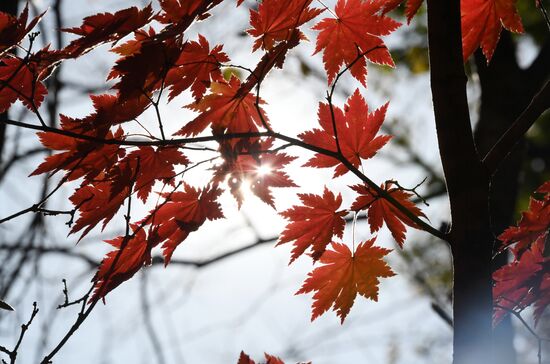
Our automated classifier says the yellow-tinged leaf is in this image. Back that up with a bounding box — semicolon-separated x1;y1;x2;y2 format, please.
296;239;395;323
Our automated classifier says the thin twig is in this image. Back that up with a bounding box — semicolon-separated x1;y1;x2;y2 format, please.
325;46;386;155
0;302;39;364
496;304;550;364
536;0;550;30
140;271;166;364
0;156;86;225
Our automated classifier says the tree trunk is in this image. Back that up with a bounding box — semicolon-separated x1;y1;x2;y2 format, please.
473;33;525;364
450;214;494;364
473;30;550;363
426;1;494;363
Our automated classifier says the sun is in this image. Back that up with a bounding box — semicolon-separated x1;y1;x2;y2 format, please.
255;164;272;177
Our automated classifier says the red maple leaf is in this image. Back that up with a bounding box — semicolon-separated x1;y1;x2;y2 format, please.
312;0;400;85
110;27;157;60
493;236;550;325
177;76;269;136
213;139;297;207
537;181;550;196
247;0;323;51
112;146;190;202
350;181;426;247
461;0;523;61
61;5;153;59
381;0;423;24
108;38;182;100
296;239;395;323
149;184;224;263
0;4;44;54
31;127;125;182
92;225;152;301
33;93;149;141
0;57;47;113
84;93;150;132
69;181;129;240
237;351;286;364
498;181;550;256
278;187;347;262
299;89;391;177
157;0;205;24
237;351;255;364
165;35;230;101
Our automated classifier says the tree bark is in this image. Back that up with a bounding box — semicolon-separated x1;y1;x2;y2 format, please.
426;1;494;363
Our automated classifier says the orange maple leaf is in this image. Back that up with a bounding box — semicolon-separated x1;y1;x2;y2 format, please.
312;0;400;85
350;181;426;247
177;76;269;136
461;0;523;61
278;187;347;262
299;88;391;177
296;240;395;323
247;0;323;51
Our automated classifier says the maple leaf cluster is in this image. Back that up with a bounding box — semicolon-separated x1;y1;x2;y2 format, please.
3;0;322;302
0;0;283;299
493;182;550;325
0;0;541;346
0;0;467;319
278;181;424;322
0;0;425;323
374;0;525;61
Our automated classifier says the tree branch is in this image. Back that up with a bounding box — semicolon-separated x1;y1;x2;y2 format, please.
0;302;39;364
140;271;166;364
2;116;445;240
483;79;550;175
